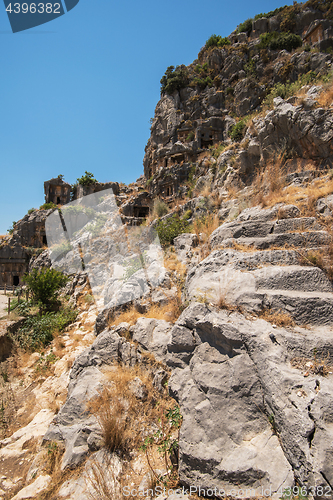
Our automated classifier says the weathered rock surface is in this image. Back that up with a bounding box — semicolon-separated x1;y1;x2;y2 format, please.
185;208;333;325
167;303;333;496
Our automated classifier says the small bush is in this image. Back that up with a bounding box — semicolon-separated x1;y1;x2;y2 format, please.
205;34;231;49
27;208;35;215
254;6;287;20
258;31;302;52
77;170;97;186
40;202;57;210
7;221;16;234
191;76;213;90
237;18;253;35
263;71;318;107
153;199;169;218
23;268;69;311
156;213;191;246
160;65;189;95
13;308;77;351
228;120;246;142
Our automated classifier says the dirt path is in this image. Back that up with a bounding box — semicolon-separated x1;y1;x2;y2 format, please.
0;292;10;317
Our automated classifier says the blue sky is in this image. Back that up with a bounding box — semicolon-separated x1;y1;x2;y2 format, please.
0;0;293;234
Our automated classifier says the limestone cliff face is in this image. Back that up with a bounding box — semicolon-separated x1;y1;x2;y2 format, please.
143;4;333;198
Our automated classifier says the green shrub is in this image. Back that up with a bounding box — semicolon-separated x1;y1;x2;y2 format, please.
191;76;213;90
186;131;195;142
13;308;77;351
77;171;96;186
40;202;57;210
27;208;35;215
237;18;253;35
254;6;287;20
160;65;189;95
156;213;191;246
228;120;246;142
244;59;256;77
263;71;318;107
258;31;302;52
209;142;226;159
205;34;231;49
84;213;109;238
23;268;69;311
7;221;16;235
153;199;169;218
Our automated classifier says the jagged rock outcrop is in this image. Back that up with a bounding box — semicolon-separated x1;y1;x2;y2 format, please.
242;92;333;168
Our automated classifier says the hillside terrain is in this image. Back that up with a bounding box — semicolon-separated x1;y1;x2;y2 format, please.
1;1;333;499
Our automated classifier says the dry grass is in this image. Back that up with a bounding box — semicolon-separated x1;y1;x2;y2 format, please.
252;165;333;214
192;213;220;261
87;364;172;455
217;294;237;312
258;308;295;327
195;182;212;199
317;85;333;108
111;291;184;327
291;354;332;377
85;456;137;500
227;240;257;252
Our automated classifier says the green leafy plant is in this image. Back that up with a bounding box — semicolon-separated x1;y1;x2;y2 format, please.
77;171;97;187
191;76;213;90
156;213;191;246
209;142;226;160
160;65;189;95
13;307;77;350
23;268;69;311
205;34;231;49
7;221;16;234
27;208;35;215
186;131;195;142
237;18;253;35
40;202;57;210
254;6;287;20
244;58;256;77
263;71;318;107
258;31;302;52
228;120;246;142
141;404;182;486
123;254;145;280
35;349;59;375
84;213;109;237
153;198;169;218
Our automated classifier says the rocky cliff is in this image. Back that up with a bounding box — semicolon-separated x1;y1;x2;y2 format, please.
1;1;333;499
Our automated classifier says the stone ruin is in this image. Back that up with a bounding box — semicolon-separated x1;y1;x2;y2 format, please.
44;177;71;206
144;116;226;199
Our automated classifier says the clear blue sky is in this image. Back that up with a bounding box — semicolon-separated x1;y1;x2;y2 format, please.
0;0;293;235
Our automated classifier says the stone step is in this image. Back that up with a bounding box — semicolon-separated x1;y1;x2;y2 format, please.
273;217;321;234
220;230;330;250
256;288;333;326
210;217;325;249
251;265;333;293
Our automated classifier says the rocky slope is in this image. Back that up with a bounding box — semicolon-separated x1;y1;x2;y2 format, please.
1;1;333;499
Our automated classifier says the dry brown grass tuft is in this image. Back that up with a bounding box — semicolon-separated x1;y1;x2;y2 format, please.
317;85;333;108
111;291;184;327
193;213;220;261
87;364;172;456
291;354;332;377
85;456;137;500
217;294;237;311
258;308;295;327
